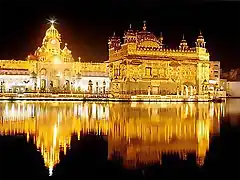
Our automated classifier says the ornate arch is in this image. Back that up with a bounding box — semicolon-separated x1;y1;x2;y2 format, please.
40;68;47;76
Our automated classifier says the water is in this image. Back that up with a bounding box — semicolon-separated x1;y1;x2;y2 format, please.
0;100;239;179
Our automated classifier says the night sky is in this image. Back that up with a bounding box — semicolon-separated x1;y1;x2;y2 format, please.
0;0;239;71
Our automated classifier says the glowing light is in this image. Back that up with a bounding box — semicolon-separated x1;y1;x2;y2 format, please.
53;56;61;64
47;18;57;27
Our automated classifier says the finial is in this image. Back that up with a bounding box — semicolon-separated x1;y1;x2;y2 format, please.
182;34;185;40
143;20;147;31
47;17;57;27
199;29;202;36
129;24;132;29
65;43;67;46
113;31;116;36
160;32;163;37
78;57;81;62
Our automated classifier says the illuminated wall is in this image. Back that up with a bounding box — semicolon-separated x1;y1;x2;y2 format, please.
77;76;110;93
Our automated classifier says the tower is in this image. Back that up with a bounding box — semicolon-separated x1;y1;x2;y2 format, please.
195;31;210;94
179;34;188;50
42;21;62;54
34;20;74;63
159;32;164;49
123;24;136;44
195;31;206;53
108;32;121;51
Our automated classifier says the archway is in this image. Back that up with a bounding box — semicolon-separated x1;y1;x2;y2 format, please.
65;80;70;91
40;79;47;91
189;86;193;96
40;68;47;76
88;80;93;93
182;82;195;96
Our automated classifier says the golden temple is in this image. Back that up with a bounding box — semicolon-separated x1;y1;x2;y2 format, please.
0;20;224;99
108;22;222;97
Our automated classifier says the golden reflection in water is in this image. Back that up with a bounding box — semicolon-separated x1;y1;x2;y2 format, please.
0;101;224;175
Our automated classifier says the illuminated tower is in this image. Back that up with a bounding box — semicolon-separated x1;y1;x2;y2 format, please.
195;31;206;48
195;31;210;94
123;24;136;44
108;32;121;51
159;32;164;49
179;34;189;51
34;20;74;63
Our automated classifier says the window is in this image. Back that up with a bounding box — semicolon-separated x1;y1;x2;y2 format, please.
145;67;152;76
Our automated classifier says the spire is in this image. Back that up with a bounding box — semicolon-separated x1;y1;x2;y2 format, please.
127;23;134;34
47;18;57;28
50;20;55;27
108;31;121;50
123;23;136;44
159;32;163;46
179;34;188;50
196;30;206;48
198;30;204;39
143;20;147;31
44;19;61;42
63;43;68;50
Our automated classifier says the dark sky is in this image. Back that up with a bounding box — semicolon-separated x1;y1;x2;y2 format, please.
0;0;239;71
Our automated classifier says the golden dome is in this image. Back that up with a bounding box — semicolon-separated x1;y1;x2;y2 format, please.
62;43;69;52
45;24;61;39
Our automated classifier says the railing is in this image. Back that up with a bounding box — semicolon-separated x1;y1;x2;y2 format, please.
0;92;110;99
0;91;226;102
131;94;211;101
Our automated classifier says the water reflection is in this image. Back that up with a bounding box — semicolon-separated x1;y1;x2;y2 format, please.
0;101;225;175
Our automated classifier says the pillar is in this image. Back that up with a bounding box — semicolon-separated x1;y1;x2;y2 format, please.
181;85;184;95
88;80;93;93
190;86;193;96
96;82;99;94
148;86;151;95
103;80;106;94
185;86;188;97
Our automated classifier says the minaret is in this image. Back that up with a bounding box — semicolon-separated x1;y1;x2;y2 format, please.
143;20;147;31
159;32;164;49
179;34;188;50
123;24;136;43
108;31;121;51
195;31;206;48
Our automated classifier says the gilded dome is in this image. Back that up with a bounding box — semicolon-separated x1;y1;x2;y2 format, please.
45;24;60;39
136;21;160;47
62;43;71;54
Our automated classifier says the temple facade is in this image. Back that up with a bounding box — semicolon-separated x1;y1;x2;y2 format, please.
0;20;223;97
0;22;109;94
108;22;219;97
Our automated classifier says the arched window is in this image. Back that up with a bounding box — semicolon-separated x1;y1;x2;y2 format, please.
64;69;70;77
40;68;47;76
